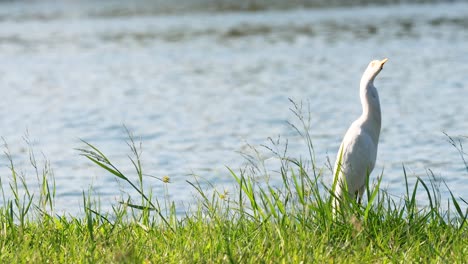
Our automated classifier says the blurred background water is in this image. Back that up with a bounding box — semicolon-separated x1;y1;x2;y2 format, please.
0;0;467;215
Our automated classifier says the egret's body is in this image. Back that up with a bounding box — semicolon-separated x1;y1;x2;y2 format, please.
332;58;388;213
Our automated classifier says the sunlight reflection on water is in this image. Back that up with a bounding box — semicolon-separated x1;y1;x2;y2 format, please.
0;2;467;215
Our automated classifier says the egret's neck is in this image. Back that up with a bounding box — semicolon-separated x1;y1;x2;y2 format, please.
359;76;381;141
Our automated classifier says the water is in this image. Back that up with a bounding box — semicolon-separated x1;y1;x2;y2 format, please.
0;1;467;215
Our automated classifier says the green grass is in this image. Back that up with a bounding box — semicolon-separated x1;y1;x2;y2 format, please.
1;104;467;263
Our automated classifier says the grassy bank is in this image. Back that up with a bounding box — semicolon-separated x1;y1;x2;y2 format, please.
1;107;467;263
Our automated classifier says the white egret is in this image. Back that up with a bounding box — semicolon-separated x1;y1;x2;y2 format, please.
332;58;388;214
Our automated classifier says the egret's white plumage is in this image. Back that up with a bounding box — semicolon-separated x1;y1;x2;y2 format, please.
332;58;388;213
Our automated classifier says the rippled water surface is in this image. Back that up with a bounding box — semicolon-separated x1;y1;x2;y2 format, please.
1;1;467;214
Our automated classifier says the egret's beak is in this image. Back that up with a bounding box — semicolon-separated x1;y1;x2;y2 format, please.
380;58;388;67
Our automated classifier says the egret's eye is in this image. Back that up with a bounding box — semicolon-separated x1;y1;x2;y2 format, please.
371;62;376;67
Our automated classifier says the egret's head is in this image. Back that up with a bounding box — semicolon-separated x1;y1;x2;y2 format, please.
363;58;388;81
